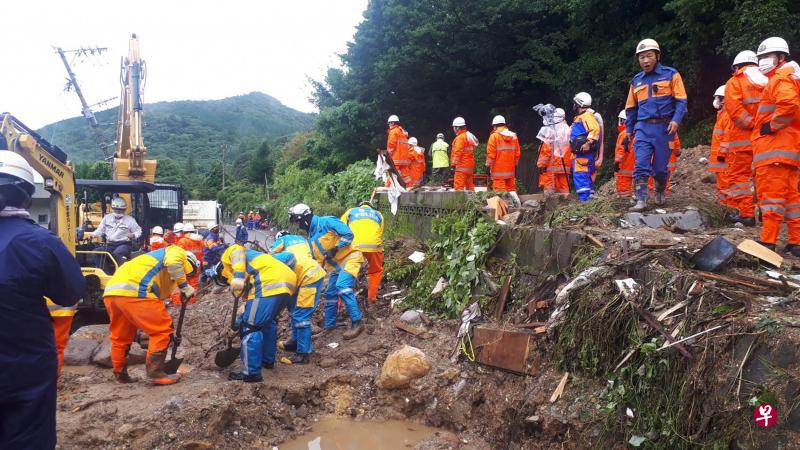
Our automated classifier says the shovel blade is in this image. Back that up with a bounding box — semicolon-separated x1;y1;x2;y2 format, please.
163;357;184;375
214;346;240;368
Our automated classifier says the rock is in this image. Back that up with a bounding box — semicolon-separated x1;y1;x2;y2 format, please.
501;211;522;225
525;415;540;423
63;338;100;366
70;324;109;340
92;340;146;367
164;396;186;412
319;357;337;368
399;310;423;324
523;199;541;209
208;405;235;434
623;210;704;231
117;423;134;436
439;367;460;383
377;345;431;389
701;174;716;184
699;157;708;164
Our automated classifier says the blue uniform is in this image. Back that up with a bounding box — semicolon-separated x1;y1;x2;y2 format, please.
235;224;248;243
0;216;85;449
570;110;602;201
202;231;226;269
625;63;688;189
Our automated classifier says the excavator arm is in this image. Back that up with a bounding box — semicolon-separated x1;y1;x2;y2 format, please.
0;113;77;254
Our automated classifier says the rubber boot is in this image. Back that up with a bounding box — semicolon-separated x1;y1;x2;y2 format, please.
343;320;365;340
286;353;310;365
114;366;137;384
757;240;777;251
784;244;800;257
278;340;297;352
629;178;648;212
736;217;756;227
508;191;521;207
146;350;181;386
654;182;666;206
228;371;263;382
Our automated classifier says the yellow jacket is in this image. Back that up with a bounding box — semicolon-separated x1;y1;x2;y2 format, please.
270;235;325;286
46;296;76;317
340;207;384;252
222;245;297;300
103;246;191;300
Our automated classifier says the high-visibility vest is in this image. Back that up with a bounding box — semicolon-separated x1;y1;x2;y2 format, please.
103;246;191;300
222;245;296;300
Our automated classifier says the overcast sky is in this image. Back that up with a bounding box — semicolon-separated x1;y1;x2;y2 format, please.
1;0;368;129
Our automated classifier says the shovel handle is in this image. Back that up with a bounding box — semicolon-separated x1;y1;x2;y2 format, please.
170;297;189;360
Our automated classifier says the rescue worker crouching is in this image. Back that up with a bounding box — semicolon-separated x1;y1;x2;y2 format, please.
341;201;384;304
102;246;200;385
569;92;601;201
486;115;522;205
218;244;297;381
289;203;366;340
203;222;226;276
270;230;325;364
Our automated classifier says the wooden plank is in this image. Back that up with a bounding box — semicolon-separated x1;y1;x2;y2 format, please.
642;239;674;249
656;300;688;321
515;321;547;329
586;234;605;248
493;275;513;321
394;321;424;336
472;326;534;374
694;271;765;290
549;372;570;403
738;239;783;268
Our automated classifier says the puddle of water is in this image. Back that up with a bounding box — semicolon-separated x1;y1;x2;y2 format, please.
279;416;441;450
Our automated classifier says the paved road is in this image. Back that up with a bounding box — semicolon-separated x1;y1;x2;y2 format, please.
221;224;276;251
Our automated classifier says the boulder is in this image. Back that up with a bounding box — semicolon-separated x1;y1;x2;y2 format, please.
399;310;423;324
92;340;147;367
63;338;101;366
377;345;431;389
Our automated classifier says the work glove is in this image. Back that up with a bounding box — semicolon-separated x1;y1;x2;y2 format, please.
180;284;196;299
621;136;630;151
230;278;245;295
716;155;726;163
324;247;338;261
614;162;621;172
760;122;773;136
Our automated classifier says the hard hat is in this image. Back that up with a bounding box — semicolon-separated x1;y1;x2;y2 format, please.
358;200;374;208
452;117;466;127
574;92;592;108
553;108;566;122
714;85;726;97
152;226;164;235
0;150;36;195
387;114;399;123
111;197;127;212
173;222;184;233
732;50;758;67
492;115;506;126
276;230;290;239
235;218;242;225
183;222;196;233
408;137;418;146
618;110;626;120
757;37;790;56
436;133;444;139
288;203;313;222
635;38;660;55
208;221;219;230
185;251;200;278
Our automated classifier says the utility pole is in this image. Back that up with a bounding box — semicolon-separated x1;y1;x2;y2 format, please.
55;46;115;159
221;143;227;189
264;173;270;201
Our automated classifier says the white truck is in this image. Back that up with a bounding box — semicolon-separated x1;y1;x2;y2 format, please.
183;200;222;231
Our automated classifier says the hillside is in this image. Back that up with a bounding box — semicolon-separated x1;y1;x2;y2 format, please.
37;92;315;164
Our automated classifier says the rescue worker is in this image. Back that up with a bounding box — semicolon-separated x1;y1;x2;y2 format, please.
614;110;636;198
751;37;800;254
235;217;248;244
408;137;426;187
203;222;226;272
92;196;142;268
569;92;601;201
149;226;167;251
270;230;325;364
341;201;384;304
172;223;204;306
386;115;412;186
246;211;255;230
451;117;479;191
430;132;450;185
486;115;521;200
0;151;85;450
48;295;76;380
725;50;766;226
288;203;365;339
102;246;199;385
626;38;688;211
165;222;183;246
218;244;296;381
536;108;572;194
708;85;733;207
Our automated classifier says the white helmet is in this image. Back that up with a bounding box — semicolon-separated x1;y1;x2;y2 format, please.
757;37;790;56
183;222;196;233
573;92;592;107
151;226;164;235
452;117;466;127
492;115;506;126
208;221;219;230
553;108;566;122
387;114;399;123
185;251;200;278
173;222;184;233
635;38;660;55
288;203;313;229
618;110;626;120
436;132;444;139
408;137;418;146
0;150;36;195
235;218;242;225
732;50;758;67
111;197;127;212
714;85;726;97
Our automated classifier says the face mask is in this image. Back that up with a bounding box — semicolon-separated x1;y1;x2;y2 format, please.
758;56;777;74
712;98;722;110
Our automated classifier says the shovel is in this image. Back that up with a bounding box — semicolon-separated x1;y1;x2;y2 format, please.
164;297;189;374
214;288;245;368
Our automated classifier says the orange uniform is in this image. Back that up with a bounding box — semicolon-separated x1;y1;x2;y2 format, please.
537;143;571;194
408;146;426;186
724;66;767;218
752;61;800;245
171;234;203;305
486;125;521;192
451;129;478;191
614;127;635;195
709;109;733;205
387;124;412;185
149;234;167;251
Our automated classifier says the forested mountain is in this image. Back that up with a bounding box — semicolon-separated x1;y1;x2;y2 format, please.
37;92;315;164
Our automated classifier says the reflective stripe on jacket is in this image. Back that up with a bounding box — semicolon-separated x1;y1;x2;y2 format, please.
725;66;767;149
752;61;800;168
307;215;356;264
430;139;450;168
270;235;325;286
486;126;521;178
625;63;689;132
47;296;77;317
387;125;411;167
222;244;297;300
709;110;732;173
341;206;384;252
103;246;191;300
451;129;478;169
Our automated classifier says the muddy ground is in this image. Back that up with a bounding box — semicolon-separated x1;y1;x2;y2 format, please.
57;145;800;449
